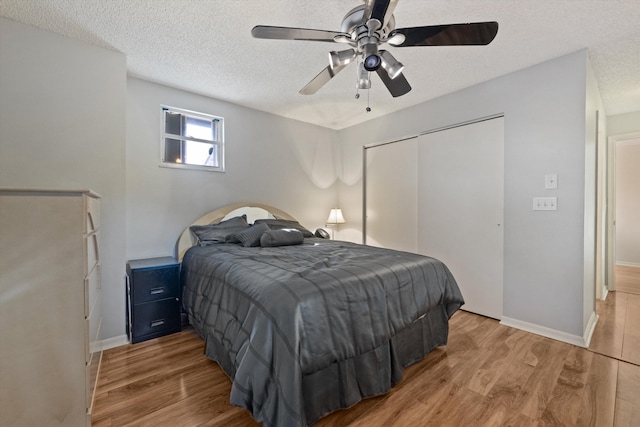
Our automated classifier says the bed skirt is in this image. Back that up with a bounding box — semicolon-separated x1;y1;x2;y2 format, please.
192;304;450;426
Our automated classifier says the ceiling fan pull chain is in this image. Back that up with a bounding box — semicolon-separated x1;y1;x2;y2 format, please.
355;59;361;99
366;87;371;112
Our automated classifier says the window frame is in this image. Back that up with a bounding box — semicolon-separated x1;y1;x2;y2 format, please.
160;105;225;172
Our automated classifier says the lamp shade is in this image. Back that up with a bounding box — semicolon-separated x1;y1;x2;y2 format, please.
329;48;357;69
379;50;404;80
326;208;346;225
357;62;371;90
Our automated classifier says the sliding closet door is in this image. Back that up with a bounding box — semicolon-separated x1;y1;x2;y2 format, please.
417;117;504;319
365;138;418;253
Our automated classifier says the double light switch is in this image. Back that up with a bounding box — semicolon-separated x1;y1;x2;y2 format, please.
533;174;558;211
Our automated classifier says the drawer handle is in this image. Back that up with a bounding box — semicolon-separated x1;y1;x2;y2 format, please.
150;319;165;328
149;287;165;295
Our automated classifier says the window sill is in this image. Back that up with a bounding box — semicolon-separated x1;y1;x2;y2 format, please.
158;163;225;173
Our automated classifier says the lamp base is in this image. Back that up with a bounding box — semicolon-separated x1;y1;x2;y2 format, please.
326;224;336;240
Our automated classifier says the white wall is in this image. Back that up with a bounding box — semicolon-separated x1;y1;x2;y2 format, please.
607;111;640;136
337;50;596;340
0;17;127;340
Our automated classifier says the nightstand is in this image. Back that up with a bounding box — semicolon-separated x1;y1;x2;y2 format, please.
126;256;181;344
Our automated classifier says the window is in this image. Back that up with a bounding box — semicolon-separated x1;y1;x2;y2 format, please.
161;106;224;172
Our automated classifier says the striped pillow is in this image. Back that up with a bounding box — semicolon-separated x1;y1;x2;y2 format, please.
233;223;270;247
190;215;249;245
260;228;304;247
254;219;314;238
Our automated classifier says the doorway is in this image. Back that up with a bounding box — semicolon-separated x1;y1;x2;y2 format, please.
607;132;640;293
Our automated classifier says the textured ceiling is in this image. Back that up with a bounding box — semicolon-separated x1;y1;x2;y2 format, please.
1;0;639;130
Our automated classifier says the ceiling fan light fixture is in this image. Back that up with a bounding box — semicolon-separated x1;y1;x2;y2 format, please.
357;62;371;89
362;42;381;71
364;55;381;71
329;49;357;69
379;50;404;79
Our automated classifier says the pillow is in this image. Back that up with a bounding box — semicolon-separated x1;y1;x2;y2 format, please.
260;228;304;247
190;215;249;245
254;219;314;238
232;222;270;247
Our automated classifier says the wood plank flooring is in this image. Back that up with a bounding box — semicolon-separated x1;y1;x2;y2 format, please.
93;295;640;426
615;265;640;295
590;290;640;366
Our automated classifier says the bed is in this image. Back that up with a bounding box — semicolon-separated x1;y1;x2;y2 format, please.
177;203;464;427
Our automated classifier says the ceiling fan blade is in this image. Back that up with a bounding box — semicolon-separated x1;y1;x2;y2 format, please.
376;68;411;97
369;0;391;24
251;25;347;43
363;0;375;24
363;0;399;31
300;63;348;95
390;22;499;46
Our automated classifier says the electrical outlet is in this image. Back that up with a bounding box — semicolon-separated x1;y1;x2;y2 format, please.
533;197;557;211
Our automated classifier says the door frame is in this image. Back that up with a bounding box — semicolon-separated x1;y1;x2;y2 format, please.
607;131;640;291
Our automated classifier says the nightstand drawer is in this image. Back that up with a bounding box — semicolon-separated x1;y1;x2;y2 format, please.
130;266;179;304
132;299;181;341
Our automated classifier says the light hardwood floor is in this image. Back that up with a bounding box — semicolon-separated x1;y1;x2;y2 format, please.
93;296;640;426
590;291;640;366
615;265;640;295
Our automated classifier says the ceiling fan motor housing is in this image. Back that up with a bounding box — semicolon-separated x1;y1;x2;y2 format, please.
341;5;397;71
340;5;396;38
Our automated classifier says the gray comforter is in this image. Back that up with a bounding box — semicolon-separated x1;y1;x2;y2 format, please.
181;238;463;426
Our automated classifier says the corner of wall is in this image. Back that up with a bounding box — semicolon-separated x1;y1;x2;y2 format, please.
500;315;595;348
582;53;604;333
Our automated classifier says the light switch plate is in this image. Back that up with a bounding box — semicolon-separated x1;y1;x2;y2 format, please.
533;197;557;211
545;174;558;189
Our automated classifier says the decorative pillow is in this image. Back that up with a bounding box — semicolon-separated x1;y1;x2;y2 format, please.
260;228;304;247
233;222;271;247
254;219;314;238
190;215;249;245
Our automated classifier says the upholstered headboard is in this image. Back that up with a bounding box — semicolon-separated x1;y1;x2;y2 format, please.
176;202;297;261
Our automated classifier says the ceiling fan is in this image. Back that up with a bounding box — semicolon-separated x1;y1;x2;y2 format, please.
251;0;498;98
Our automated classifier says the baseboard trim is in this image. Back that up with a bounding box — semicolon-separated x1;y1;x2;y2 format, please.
100;334;129;351
601;286;609;301
500;314;598;348
583;311;599;348
616;261;640;268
